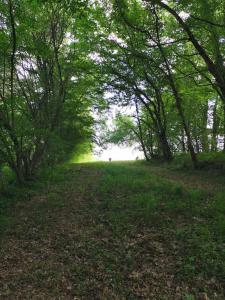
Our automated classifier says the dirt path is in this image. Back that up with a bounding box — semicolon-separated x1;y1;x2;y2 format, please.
0;163;224;299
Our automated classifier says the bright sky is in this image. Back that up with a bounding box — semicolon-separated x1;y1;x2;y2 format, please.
94;144;143;161
93;97;144;161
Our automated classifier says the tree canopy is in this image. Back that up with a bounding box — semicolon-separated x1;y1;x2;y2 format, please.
1;0;225;181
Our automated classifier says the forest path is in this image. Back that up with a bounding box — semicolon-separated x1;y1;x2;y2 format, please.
0;162;224;299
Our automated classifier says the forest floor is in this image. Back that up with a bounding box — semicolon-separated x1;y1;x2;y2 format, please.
0;161;225;299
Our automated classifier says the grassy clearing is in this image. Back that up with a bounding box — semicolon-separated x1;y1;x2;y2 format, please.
96;162;225;283
0;159;224;298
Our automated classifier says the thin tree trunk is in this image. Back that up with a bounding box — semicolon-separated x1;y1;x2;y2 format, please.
9;0;16;127
223;103;225;151
181;130;186;152
134;98;150;161
211;101;218;151
154;25;198;167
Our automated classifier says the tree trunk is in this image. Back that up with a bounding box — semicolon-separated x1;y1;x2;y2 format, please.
153;8;198;168
181;130;186;152
201;104;209;152
223;103;225;151
211;101;218;151
134;98;150;161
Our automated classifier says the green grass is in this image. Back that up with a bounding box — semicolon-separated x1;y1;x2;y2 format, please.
0;157;225;298
91;161;225;287
0;162;72;234
163;151;225;173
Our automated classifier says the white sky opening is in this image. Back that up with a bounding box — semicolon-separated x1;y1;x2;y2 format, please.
93;101;144;161
94;144;143;161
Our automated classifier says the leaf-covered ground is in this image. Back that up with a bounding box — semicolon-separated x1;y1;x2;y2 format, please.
0;161;225;299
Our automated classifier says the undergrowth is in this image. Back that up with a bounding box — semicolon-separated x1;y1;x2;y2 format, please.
95;162;225;287
0;156;225;296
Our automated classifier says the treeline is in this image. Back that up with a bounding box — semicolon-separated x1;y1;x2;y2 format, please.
1;0;225;182
95;0;225;167
0;0;104;182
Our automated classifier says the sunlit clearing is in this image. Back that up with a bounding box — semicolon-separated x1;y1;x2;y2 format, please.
69;142;94;163
95;145;143;161
70;153;94;163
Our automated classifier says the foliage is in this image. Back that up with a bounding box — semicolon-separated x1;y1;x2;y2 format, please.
1;0;225;178
89;0;225;165
0;0;103;182
0;2;224;297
